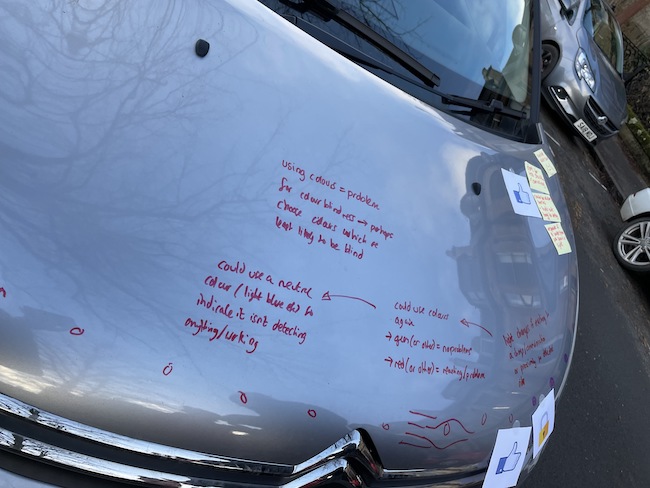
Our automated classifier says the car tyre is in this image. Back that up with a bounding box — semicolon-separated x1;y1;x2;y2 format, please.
541;43;559;80
613;216;650;272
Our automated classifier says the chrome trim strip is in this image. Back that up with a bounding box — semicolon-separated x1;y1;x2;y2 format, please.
0;427;202;487
292;430;381;478
0;393;292;475
0;427;365;488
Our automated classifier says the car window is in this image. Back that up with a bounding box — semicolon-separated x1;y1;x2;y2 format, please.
583;0;624;74
257;0;539;142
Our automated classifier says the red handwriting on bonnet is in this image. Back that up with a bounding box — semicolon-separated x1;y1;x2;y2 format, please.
503;311;553;388
184;317;259;354
400;411;474;450
190;259;316;350
275;158;391;259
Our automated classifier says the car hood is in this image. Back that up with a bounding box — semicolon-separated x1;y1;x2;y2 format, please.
0;0;578;476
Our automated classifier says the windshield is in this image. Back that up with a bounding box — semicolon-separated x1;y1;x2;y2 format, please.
258;0;539;142
338;1;533;102
584;0;624;74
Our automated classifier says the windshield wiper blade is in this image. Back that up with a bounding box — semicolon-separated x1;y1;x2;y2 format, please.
282;14;439;93
281;4;526;121
280;0;440;87
440;93;528;119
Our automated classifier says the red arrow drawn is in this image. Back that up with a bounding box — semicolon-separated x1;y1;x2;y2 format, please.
460;318;492;337
386;331;393;341
321;291;376;309
357;219;368;226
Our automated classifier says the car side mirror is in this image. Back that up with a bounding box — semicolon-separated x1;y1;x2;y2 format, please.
558;0;578;24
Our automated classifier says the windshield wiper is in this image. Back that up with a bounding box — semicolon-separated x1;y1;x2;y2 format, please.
280;0;440;87
282;14;437;91
440;93;528;119
280;3;527;121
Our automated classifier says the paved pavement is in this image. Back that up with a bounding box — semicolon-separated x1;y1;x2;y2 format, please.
592;125;650;202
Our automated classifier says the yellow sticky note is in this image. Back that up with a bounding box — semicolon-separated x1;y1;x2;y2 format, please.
534;149;557;177
545;223;572;255
525;161;550;194
534;193;561;222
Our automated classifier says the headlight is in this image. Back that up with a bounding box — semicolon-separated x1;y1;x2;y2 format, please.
575;49;595;91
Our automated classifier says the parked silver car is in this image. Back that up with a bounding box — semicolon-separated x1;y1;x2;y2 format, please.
613;188;650;272
0;1;578;487
540;0;627;142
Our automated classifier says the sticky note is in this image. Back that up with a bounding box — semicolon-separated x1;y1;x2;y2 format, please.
533;193;561;222
483;427;532;488
525;162;549;194
532;389;556;458
534;149;557;177
545;223;572;255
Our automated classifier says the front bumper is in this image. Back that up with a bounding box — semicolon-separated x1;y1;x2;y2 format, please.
620;188;650;221
542;68;619;142
0;392;492;488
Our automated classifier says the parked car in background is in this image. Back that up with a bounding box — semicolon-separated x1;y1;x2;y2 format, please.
613;188;650;272
540;0;627;143
0;1;578;487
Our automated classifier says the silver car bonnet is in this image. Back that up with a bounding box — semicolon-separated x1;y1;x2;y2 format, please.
0;0;578;477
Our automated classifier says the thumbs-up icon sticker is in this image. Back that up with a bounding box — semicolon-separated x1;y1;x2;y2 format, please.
501;169;541;218
496;442;522;474
483;427;531;488
514;183;531;204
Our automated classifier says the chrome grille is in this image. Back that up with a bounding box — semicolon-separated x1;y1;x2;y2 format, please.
0;393;485;487
583;97;618;136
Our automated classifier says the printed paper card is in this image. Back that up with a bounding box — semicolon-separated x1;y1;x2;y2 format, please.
483;427;532;488
533;193;561;222
501;169;541;219
545;223;572;255
525;161;549;194
532;389;556;458
534;148;557;177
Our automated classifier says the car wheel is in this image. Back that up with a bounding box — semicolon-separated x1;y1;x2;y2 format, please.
613;216;650;272
541;43;559;79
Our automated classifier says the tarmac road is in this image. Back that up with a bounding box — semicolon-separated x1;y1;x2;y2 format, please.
520;108;650;487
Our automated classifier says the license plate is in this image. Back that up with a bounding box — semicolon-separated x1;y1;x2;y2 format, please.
573;119;597;142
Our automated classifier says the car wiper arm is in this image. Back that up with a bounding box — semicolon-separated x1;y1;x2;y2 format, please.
281;6;526;121
280;0;440;87
440;93;528;119
282;14;440;94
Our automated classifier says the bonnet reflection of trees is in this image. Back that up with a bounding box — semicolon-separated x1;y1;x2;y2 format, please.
0;1;232;327
0;1;243;399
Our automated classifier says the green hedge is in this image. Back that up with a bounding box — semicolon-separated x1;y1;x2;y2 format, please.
625;105;650;176
626;105;650;154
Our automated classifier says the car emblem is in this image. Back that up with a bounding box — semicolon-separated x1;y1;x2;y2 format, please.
596;115;608;126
